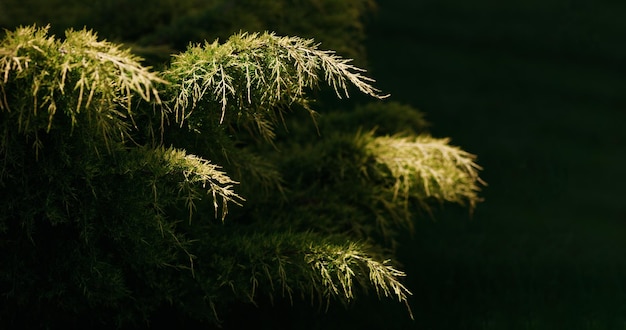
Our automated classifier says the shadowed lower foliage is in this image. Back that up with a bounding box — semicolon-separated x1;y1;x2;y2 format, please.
0;26;483;328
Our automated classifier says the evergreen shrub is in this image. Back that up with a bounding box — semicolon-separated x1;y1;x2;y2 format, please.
0;25;484;328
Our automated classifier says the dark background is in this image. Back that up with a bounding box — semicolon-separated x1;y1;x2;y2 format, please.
361;0;626;328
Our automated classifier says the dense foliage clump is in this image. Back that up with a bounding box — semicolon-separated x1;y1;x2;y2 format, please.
0;25;483;328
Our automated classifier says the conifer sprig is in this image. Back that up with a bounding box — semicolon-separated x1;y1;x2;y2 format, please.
368;134;485;213
207;230;412;318
164;32;387;141
305;241;412;315
123;147;243;223
0;25;164;153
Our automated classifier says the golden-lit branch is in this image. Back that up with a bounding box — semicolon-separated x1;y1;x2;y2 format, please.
165;32;387;141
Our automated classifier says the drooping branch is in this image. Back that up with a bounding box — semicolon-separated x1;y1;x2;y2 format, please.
368;134;486;213
201;229;412;318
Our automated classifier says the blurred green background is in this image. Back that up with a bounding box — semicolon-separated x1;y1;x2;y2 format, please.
2;0;625;328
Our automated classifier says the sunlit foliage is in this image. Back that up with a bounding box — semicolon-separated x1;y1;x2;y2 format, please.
0;26;483;328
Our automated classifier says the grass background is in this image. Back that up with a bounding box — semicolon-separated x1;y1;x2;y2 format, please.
355;0;626;328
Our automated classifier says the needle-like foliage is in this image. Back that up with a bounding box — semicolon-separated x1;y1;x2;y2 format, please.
193;229;412;318
0;25;484;328
369;134;485;213
0;25;163;156
265;105;484;245
164;32;386;141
